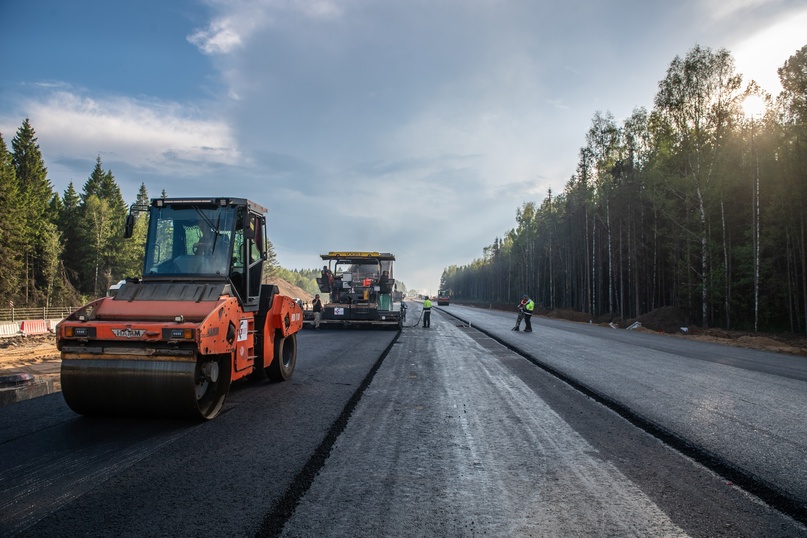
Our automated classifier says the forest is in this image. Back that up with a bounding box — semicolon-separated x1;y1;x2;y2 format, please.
440;44;807;333
0;124;327;306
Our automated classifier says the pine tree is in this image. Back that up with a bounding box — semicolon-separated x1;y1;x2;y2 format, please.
0;134;24;301
59;182;84;287
264;239;279;279
11;118;54;304
118;183;150;279
74;157;129;295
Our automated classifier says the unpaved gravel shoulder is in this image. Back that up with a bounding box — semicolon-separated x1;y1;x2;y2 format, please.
0;334;61;390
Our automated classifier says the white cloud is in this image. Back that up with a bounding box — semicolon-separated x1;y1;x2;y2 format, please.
703;0;772;20
22;91;239;173
731;7;807;95
187;0;343;56
187;18;245;55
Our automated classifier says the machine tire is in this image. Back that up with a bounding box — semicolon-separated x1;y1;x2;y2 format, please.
266;333;297;381
195;353;232;420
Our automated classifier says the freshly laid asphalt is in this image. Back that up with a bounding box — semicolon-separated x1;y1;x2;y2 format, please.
0;303;805;537
281;304;806;537
436;304;807;516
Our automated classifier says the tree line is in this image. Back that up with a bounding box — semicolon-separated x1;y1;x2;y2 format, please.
441;44;807;333
0;121;287;307
0;121;403;307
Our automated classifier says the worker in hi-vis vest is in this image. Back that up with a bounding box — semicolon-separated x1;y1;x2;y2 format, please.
422;297;432;328
514;294;535;332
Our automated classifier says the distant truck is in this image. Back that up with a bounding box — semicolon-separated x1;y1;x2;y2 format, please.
306;251;403;329
437;290;450;306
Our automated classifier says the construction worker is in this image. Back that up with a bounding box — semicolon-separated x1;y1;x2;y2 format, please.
321;266;336;302
312;294;323;329
379;270;390;292
422;296;432;328
513;296;527;331
522;294;535;332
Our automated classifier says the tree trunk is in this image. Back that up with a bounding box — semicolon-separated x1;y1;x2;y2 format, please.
696;183;708;328
754;150;760;332
591;216;597;316
802;215;807;334
608;201;614;319
721;198;730;329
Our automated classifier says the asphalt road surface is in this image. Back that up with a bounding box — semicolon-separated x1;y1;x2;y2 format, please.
0;303;805;537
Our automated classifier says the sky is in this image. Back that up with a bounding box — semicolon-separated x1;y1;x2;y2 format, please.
1;0;805;295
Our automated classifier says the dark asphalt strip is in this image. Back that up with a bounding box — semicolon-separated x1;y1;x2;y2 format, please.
255;329;402;538
435;306;807;527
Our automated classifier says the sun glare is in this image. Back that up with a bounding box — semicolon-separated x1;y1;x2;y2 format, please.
742;94;766;118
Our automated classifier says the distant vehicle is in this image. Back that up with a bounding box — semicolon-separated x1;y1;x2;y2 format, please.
437;290;450;306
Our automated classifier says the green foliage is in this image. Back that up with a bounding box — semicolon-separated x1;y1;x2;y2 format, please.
0;134;24;302
271;267;320;296
116;183;149;281
264;239;279;277
62;158;129;297
442;43;807;333
11;119;55;303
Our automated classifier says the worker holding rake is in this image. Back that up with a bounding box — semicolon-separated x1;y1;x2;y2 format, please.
512;294;535;332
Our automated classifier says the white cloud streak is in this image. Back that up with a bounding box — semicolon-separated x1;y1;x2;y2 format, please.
19;91;240;174
187;0;344;56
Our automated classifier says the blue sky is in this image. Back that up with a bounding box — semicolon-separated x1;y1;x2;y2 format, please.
1;0;805;294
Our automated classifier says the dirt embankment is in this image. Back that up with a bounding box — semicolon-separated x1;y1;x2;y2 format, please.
271;278;314;305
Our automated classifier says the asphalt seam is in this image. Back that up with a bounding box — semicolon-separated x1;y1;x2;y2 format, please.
255;329;402;538
434;306;807;527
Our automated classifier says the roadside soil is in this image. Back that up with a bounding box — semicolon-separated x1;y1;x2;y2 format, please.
0;333;62;390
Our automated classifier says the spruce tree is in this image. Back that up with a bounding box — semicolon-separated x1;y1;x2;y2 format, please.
75;157;128;295
118;183;150;280
11;118;54;304
59;182;84;287
0;134;24;301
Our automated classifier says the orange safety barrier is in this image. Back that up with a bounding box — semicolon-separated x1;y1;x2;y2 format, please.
20;320;47;335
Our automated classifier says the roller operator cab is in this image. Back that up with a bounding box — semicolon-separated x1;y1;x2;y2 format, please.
307;251;403;328
56;197;303;420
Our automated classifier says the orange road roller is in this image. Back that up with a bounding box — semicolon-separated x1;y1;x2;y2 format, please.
57;197;303;420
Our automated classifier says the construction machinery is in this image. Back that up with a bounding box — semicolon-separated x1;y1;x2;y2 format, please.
56;197;303;420
437;290;450;306
306;251;403;328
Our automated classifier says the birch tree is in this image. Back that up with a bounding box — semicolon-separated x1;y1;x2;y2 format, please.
653;45;743;327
